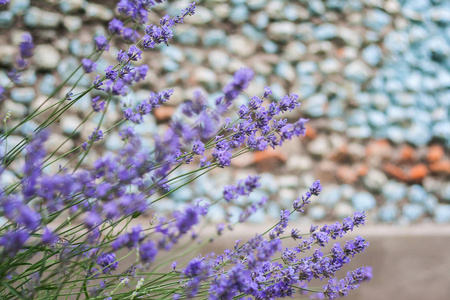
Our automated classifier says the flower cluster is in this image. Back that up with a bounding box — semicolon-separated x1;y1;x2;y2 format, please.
0;1;370;299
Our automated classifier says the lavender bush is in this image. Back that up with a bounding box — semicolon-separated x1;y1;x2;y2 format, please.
0;1;371;299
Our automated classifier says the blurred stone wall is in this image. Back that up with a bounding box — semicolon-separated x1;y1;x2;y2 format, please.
0;0;449;225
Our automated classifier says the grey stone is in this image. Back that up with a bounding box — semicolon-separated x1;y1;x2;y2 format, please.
24;7;61;28
202;29;227;47
208;50;229;72
242;24;264;41
320;58;341;74
409;25;428;44
378;204;398;222
85;3;113;21
408;184;428;204
63;16;83;32
386;126;406;143
227;35;257;57
296;23;314;42
434;205;450;223
334;202;354;219
19;69;37;86
307;136;329;158
405;72;423;92
347;109;368;126
277;175;299;189
364;169;388;192
60;0;85;13
308;0;325;15
362;44;382;66
351;192;376;211
346;126;372;139
384;31;409;53
259;173;279;195
441;184;450;203
344;60;372;82
382;180;407;202
364;9;391;30
162;58;179;72
296;61;317;75
0;11;13;28
387;106;407;123
34;45;60;70
282;41;306;62
337;27;363;47
314;23;337;40
392;93;415;107
303;93;327;117
262;40;278;54
10;0;30;15
189;6;213;25
319;186;341;207
405;124;432;146
432;121;450;140
253;12;269;29
402;204;425;222
268;82;285;100
424;195;438;214
275;61;296;82
174;25;199;45
385;79;404;93
308;205;327;221
193;67;217;89
230;5;249;23
267;22;296;42
327;100;346;118
286;155;313;172
39;74;56;96
248;0;266;10
11;87;35;104
368;110;388;128
171;186;194;203
61;115;81;136
0;45;17;67
429;8;450;24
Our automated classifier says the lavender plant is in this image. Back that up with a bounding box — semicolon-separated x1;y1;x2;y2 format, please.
0;1;371;299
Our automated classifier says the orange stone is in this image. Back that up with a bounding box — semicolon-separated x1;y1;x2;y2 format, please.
383;163;407;181
253;148;287;171
304;125;317;140
154;106;174;122
358;164;369;176
427;145;444;163
336;165;358;184
399;145;415;162
429;160;450;174
408;164;429;182
366;139;392;158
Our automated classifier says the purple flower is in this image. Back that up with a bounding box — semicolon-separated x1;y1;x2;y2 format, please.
85;211;102;230
0;0;11;5
0;230;29;257
96;252;118;274
42;227;58;244
173;204;208;235
108;18;123;34
223;68;254;103
122;27;139;43
310;180;323;196
95;35;109;51
16;205;40;231
192;140;205;155
139;240;158;263
19;33;34;58
91;96;105;112
81;58;97;73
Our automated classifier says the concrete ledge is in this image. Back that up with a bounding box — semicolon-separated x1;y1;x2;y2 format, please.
203;224;450;300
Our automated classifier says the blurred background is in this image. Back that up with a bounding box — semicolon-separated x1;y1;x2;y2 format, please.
0;0;449;299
